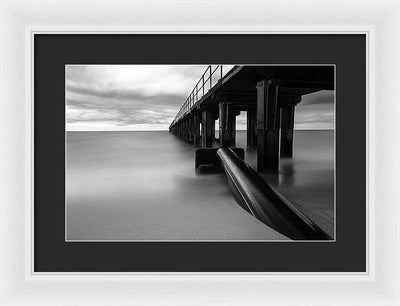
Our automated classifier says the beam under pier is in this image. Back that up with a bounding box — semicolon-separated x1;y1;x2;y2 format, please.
256;79;281;173
280;105;295;158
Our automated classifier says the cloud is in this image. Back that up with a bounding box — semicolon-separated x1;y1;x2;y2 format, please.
300;90;334;106
66;65;209;130
295;91;334;130
66;65;334;131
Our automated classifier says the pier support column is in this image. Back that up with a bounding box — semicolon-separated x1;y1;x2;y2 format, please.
256;79;281;173
232;113;237;146
219;102;236;147
280;106;295;157
193;114;201;145
186;118;190;140
211;119;216;142
187;117;193;142
186;118;190;141
247;108;257;149
182;121;186;139
201;110;213;148
189;116;196;144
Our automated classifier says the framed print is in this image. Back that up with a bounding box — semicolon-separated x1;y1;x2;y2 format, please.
1;0;399;305
35;34;360;272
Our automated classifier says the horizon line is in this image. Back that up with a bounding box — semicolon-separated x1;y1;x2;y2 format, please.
66;128;335;132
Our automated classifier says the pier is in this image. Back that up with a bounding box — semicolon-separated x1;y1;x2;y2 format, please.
169;65;334;239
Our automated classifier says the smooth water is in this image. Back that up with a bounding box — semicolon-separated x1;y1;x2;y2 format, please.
237;130;334;237
66;130;334;240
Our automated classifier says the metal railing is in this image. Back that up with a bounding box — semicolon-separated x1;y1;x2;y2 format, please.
170;65;225;127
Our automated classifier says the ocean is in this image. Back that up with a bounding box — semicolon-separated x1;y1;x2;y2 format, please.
66;130;334;240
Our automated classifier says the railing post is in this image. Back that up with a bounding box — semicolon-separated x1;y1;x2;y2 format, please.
209;65;212;88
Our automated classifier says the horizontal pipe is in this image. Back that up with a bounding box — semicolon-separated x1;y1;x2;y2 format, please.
216;147;332;240
195;148;245;170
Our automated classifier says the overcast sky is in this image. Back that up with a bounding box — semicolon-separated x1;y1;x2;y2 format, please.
66;65;334;131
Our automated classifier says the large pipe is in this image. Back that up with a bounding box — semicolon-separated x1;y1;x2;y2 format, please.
216;147;331;240
195;148;244;171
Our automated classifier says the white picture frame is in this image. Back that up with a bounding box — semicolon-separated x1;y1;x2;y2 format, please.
1;0;399;305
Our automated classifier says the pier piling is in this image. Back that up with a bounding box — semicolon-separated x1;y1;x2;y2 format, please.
280;105;295;157
246;108;257;149
219;102;236;147
193;114;201;145
201;110;214;148
256;79;281;173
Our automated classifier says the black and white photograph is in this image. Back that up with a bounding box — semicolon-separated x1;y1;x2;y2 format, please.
66;64;335;241
6;0;400;301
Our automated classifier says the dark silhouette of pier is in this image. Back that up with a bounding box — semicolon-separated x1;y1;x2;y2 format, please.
169;65;334;240
169;65;334;172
